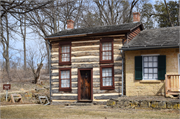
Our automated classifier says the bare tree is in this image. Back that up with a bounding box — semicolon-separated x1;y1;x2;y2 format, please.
0;0;54;81
127;0;139;22
27;42;47;84
1;13;11;80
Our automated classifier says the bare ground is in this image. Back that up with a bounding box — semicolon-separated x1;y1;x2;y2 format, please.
1;105;180;119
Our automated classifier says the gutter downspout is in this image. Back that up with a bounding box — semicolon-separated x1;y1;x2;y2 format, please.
121;50;124;96
47;40;52;103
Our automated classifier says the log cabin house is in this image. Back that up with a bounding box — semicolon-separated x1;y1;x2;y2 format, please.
121;26;180;97
45;13;143;104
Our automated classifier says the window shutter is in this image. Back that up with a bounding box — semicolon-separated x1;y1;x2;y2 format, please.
158;55;166;80
135;56;142;80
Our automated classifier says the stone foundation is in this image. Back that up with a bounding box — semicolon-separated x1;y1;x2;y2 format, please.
107;98;180;109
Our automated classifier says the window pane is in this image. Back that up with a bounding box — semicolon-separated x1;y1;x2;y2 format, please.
149;57;153;61
144;74;148;78
102;68;112;76
62;54;70;62
154;74;158;78
153;57;157;61
102;42;111;51
102;56;105;60
61;80;70;87
153;62;157;67
62;58;66;61
154;68;158;73
144;68;148;73
102;78;112;86
144;62;148;67
66;46;70;52
149;74;153;79
149;68;153;73
144;57;148;61
149;62;153;67
62;45;70;53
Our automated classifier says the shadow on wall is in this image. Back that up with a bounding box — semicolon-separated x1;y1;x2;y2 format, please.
156;83;165;96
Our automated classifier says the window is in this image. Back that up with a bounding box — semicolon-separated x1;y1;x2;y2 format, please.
59;42;71;65
100;38;113;64
143;56;158;80
100;65;114;90
59;68;71;91
135;55;166;80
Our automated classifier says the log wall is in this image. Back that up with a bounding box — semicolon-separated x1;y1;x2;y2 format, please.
50;37;124;103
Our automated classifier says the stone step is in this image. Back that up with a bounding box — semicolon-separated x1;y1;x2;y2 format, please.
70;103;93;106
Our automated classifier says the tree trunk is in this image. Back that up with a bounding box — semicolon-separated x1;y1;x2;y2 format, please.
5;13;11;81
34;63;43;84
23;14;27;70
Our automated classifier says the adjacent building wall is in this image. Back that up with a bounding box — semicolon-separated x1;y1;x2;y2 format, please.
125;48;179;96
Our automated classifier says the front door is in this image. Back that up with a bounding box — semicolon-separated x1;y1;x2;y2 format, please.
78;69;92;101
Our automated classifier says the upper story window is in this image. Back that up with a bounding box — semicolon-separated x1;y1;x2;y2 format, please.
100;38;114;64
59;42;71;65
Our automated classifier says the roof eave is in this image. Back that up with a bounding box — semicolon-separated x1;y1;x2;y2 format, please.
120;45;179;51
44;30;130;40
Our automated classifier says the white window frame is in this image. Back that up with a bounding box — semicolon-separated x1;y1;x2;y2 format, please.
142;54;159;80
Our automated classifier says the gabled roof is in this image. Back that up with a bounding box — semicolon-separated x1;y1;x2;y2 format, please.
45;22;143;39
122;26;179;50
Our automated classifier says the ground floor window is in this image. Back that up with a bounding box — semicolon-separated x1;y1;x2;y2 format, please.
59;68;71;91
135;55;166;80
143;56;158;80
100;65;114;90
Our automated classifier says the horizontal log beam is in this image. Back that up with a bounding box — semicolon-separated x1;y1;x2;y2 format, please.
51;96;78;100
52;89;77;94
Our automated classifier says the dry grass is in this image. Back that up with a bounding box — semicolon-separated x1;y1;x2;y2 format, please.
1;105;180;119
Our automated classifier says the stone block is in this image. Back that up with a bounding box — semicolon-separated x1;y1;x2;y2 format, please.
172;102;178;109
124;100;131;107
140;100;150;108
166;102;173;109
107;100;116;107
130;100;139;107
117;100;124;107
151;101;159;109
158;101;166;109
177;104;180;109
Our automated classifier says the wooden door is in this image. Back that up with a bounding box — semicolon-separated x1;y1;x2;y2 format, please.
79;70;91;100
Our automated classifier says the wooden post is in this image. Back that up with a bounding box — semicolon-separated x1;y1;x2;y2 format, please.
165;74;168;97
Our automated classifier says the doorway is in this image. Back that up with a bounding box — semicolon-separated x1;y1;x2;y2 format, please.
78;69;93;101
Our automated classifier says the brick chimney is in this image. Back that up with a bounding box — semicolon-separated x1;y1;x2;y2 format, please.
133;12;140;22
67;20;74;29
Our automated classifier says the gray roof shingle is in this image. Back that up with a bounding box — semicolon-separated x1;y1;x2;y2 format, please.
122;26;179;50
46;22;142;38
